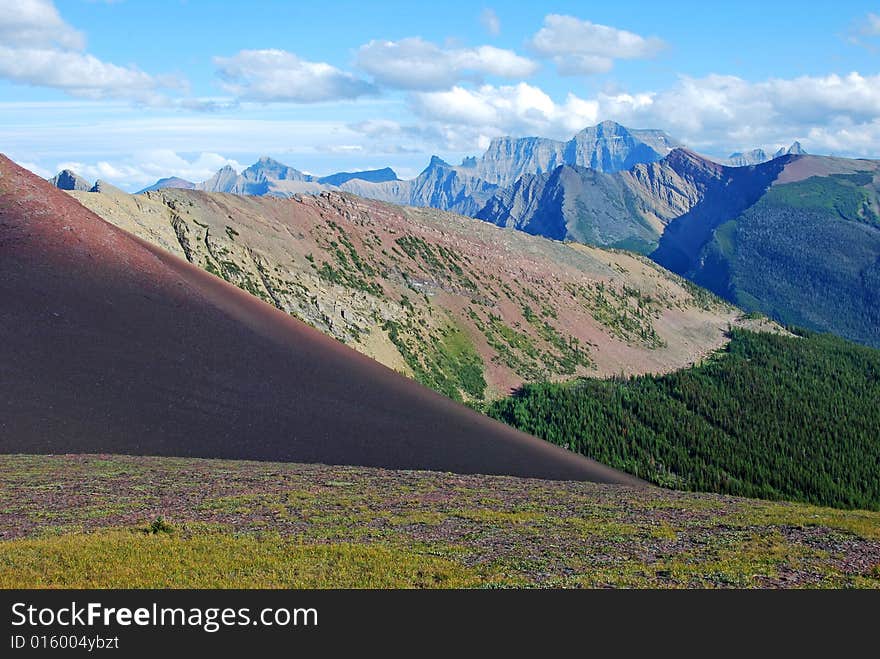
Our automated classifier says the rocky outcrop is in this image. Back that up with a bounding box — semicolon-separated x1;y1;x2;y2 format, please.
48;169;91;191
89;179;126;195
470;121;680;187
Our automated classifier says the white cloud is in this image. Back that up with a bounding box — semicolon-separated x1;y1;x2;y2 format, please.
404;72;880;159
480;8;501;37
529;14;665;75
0;0;183;104
0;46;179;102
13;159;52;178
214;49;377;103
55;151;245;190
0;0;84;50
356;37;537;90
412;82;599;139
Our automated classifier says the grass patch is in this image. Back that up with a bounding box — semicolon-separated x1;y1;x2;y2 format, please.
0;527;484;589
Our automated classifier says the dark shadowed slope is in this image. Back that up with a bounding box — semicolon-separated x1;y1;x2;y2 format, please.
0;156;638;484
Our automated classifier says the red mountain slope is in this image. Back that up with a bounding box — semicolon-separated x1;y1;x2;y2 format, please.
0;156;639;484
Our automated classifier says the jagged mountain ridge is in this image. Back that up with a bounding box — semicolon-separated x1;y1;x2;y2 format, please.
476;148;728;253
339;121;680;213
472;121;680;186
62;121;681;217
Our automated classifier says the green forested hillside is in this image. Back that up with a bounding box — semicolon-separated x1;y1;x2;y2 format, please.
486;329;880;510
685;173;880;348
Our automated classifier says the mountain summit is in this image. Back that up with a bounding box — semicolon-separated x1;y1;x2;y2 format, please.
471;121;681;186
48;169;91;192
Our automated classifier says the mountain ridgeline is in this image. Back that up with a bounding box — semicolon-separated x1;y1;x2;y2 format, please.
123;121;681;216
50;121;880;348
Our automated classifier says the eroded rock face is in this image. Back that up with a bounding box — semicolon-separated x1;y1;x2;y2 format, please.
476;148;727;251
472;121;680;187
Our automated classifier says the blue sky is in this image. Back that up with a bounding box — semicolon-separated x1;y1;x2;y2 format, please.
3;0;880;189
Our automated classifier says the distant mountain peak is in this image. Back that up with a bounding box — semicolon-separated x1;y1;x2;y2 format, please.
775;141;807;158
48;169;91;192
425;155;452;170
137;176;196;194
726;142;808;167
317;167;399;187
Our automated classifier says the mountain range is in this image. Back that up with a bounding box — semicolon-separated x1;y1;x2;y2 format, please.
114;121;680;216
48;121;879;348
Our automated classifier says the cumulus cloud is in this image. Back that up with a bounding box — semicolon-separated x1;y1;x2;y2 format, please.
214;49;377;103
0;46;179;102
0;0;84;49
356;37;537;90
403;72;880;158
529;14;665;75
0;0;183;104
480;8;501;37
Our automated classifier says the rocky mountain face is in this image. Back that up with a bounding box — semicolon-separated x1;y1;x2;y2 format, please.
68;185;750;401
654;155;880;348
47;169;91;191
194;158;327;196
341;156;500;216
775;141;806;158
196;164;241;193
477;148;727;253
470;120;680;187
